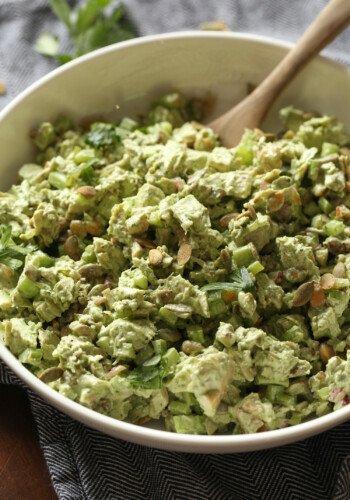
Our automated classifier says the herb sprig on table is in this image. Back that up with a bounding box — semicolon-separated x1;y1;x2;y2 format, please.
35;0;137;63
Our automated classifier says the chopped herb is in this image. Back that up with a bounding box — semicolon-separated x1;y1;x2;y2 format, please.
35;0;137;63
128;365;162;389
127;353;174;389
201;267;255;293
85;123;120;148
0;225;33;270
80;163;97;184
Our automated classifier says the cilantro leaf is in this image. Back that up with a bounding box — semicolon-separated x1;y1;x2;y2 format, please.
0;225;33;271
85;123;120;148
201;267;255;293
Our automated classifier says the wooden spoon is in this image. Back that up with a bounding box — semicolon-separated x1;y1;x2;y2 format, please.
209;0;350;147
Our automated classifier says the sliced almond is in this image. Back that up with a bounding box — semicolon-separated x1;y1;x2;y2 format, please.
39;367;64;383
178;241;192;266
320;273;336;290
164;303;193;318
107;365;128;379
149;248;163;266
236;210;250;220
292;281;315;307
76;185;97;198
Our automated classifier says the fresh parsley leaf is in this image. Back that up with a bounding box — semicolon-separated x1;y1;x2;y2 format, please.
35;1;137;63
34;32;60;57
76;0;112;34
56;53;74;65
201;267;255;293
128;365;162;390
79;163;97;184
0;225;32;271
229;267;255;292
49;0;72;28
127;354;168;389
85;123;120;148
74;13;135;56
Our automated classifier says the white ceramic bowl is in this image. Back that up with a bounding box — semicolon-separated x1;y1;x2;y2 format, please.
1;32;350;453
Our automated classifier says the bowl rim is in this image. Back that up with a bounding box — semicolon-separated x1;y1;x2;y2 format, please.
1;30;350;453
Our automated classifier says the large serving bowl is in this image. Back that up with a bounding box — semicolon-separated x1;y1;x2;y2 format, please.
1;32;350;453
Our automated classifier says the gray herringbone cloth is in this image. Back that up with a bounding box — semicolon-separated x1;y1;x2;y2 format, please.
1;1;350;499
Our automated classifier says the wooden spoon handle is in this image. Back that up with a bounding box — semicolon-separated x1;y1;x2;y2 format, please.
252;0;350;114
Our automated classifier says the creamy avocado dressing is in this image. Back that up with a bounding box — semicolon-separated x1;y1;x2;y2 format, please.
1;93;350;434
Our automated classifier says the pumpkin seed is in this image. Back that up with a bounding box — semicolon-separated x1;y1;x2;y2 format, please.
333;262;346;278
70;220;87;238
267;191;285;212
319;343;335;364
39;367;64;383
158;290;174;304
79;263;104;279
219;213;238;228
76;185;96;198
178;242;192;266
157;328;181;342
320;273;336;290
134;238;156;249
64;235;81;260
292;281;315;307
310;285;326;308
